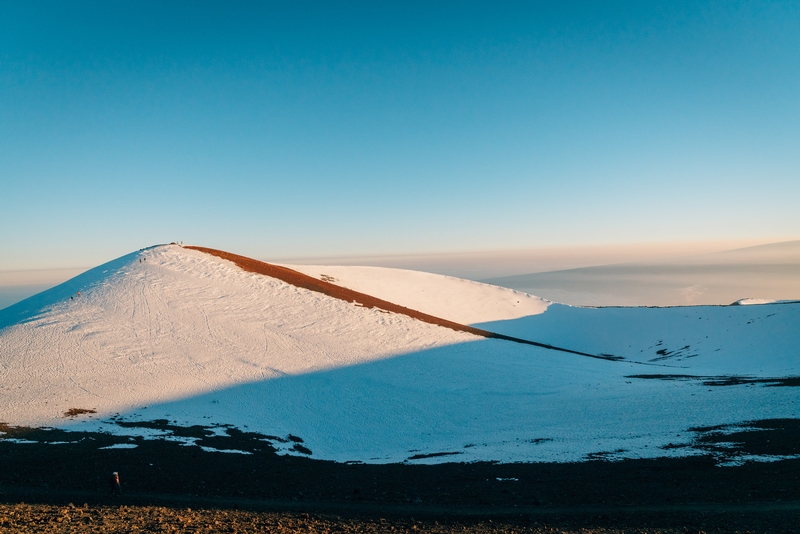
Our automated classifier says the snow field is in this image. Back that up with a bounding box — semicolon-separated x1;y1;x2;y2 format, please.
1;244;798;464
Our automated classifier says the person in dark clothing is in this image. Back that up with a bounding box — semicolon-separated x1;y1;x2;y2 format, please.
108;472;121;496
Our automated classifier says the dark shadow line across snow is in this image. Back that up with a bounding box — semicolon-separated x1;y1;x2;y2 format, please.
478;331;623;361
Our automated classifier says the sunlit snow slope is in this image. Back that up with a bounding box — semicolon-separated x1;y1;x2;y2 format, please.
1;244;798;464
0;245;474;427
282;264;550;325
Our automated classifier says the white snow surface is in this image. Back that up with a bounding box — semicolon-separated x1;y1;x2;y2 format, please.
735;298;782;305
1;244;798;464
280;264;550;325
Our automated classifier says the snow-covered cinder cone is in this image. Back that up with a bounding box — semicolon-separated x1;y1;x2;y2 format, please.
1;244;798;464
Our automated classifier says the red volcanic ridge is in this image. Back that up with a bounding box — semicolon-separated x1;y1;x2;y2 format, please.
185;246;606;360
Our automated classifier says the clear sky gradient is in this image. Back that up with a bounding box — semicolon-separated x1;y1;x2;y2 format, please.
2;1;799;271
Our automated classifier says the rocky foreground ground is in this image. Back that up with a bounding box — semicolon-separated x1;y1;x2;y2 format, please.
2;420;799;532
2;502;800;534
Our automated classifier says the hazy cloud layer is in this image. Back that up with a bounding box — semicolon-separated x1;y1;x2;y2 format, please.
484;241;800;306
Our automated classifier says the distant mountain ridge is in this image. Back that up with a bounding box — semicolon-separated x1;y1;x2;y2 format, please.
484;239;800;306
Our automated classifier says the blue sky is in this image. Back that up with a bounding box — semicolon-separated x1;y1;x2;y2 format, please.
2;1;799;271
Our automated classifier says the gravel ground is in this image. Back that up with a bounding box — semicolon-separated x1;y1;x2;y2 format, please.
2;502;799;533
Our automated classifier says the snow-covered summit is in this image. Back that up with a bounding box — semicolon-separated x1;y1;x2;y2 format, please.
0;245;476;426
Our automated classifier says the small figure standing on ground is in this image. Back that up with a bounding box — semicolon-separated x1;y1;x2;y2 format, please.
108;471;121;497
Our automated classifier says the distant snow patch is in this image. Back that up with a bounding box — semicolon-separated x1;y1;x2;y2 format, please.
733;298;780;305
199;446;252;455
